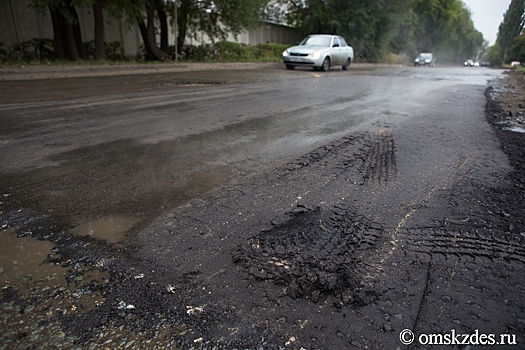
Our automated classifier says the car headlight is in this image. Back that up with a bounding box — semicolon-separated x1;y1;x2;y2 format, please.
415;58;420;62
425;59;430;63
282;49;289;57
308;51;320;59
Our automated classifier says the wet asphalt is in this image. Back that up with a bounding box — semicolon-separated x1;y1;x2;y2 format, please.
1;64;524;349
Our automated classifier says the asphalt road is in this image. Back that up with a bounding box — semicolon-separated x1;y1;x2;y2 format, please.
0;65;502;218
1;64;524;349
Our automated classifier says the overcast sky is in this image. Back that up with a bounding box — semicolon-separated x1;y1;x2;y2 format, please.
462;0;512;45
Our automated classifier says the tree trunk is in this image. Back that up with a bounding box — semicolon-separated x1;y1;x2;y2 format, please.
54;4;80;61
137;19;155;60
93;0;106;60
156;0;169;54
145;0;168;60
67;3;84;59
177;0;191;55
49;7;66;60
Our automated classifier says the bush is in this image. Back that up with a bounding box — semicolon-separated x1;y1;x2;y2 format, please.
182;41;288;62
0;42;7;61
1;38;288;64
83;40;125;61
104;41;125;61
2;38;56;62
380;52;411;65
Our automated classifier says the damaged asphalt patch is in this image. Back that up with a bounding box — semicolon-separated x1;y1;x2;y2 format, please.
1;67;525;349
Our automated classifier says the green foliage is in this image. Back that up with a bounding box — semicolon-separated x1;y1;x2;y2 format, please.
509;33;525;62
486;43;503;66
83;40;125;60
0;38;57;63
104;41;125;60
381;52;412;65
496;0;525;63
279;0;483;63
0;39;126;64
185;0;268;37
0;42;7;60
182;41;288;62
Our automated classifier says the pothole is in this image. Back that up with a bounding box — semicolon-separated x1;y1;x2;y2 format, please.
0;226;66;294
233;205;384;304
69;214;141;245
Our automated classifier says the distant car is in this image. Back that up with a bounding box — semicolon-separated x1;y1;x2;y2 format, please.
464;59;475;67
282;34;354;71
414;53;435;67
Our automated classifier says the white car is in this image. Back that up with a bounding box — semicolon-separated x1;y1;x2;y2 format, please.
282;34;354;71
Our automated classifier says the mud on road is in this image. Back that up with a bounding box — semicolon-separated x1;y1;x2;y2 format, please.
1;66;525;349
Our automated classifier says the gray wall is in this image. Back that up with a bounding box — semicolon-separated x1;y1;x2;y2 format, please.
0;0;142;57
1;0;301;58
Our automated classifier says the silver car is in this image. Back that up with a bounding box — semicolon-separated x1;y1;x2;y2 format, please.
282;34;354;71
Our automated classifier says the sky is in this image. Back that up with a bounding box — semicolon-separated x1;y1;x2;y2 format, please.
462;0;513;45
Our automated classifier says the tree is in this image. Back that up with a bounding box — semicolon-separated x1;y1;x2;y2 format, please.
411;0;482;62
278;0;482;62
31;0;116;61
175;0;268;55
139;0;169;60
485;43;503;66
496;0;525;63
277;0;415;61
30;0;85;61
93;0;105;60
509;33;525;62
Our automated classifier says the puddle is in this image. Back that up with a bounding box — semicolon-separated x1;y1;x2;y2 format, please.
0;227;62;284
0;227;55;282
70;214;141;244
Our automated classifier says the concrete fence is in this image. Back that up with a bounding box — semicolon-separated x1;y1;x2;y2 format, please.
1;0;301;58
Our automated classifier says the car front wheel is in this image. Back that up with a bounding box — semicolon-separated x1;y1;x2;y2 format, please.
342;57;351;70
320;57;330;72
286;64;295;70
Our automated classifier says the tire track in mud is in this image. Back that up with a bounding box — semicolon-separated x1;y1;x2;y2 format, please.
398;226;525;263
275;128;397;186
360;129;397;185
232;204;384;303
232;129;398;304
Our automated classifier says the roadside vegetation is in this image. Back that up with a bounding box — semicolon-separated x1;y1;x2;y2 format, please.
486;0;525;66
0;39;288;66
1;0;523;67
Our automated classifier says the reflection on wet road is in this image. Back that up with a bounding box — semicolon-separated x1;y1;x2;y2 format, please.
0;64;510;348
0;66;502;248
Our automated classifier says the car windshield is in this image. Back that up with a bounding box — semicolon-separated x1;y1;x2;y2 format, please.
300;36;331;47
419;53;432;58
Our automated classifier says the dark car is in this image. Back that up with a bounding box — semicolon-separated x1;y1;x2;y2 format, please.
414;53;435;67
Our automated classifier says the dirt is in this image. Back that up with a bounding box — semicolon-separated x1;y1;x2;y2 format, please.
1;66;525;349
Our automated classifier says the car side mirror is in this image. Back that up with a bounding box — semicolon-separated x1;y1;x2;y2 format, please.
333;43;340;48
